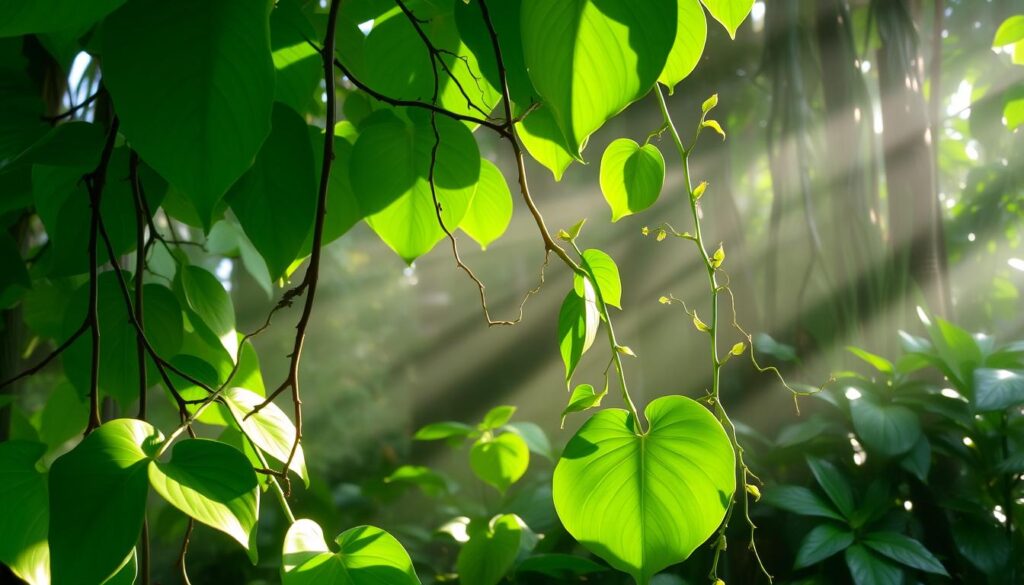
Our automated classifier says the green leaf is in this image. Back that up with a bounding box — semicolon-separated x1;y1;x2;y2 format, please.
952;517;1010;574
103;548;138;585
0;0;125;37
178;265;238;362
270;0;322;116
504;421;555;461
600;139;665;222
0;441;49;585
806;457;855;519
351;109;481;263
557;280;599;383
925;317;982;392
229;103;317;280
49;419;162;585
899;435;931;482
224;387;309;486
521;0;676;157
844;544;903;585
862;532;948;576
148;439;260;560
282;520;421;585
699;0;754;39
581;249;623;308
850;395;921;457
658;0;707;92
480;405;517;430
1005;94;1024;129
561;382;608;427
516;553;608;579
309;121;362;248
701;94;719;114
517;107;577;180
794;523;855;569
460;159;513;250
762;485;845;522
457;514;524;585
470;432;530;493
994;15;1024;47
384;465;450;497
553;395;735;584
414;421;475;442
101;0;275;228
973;369;1024;411
847;346;894;375
37;381;88;452
702;119;726;140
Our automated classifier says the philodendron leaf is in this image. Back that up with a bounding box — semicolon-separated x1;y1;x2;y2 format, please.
581;249;623;308
457;514;524;585
849;394;921;457
178;265;238;362
558;279;599;383
229;103;317;281
460;159;513;250
224;387;309;486
658;0;708;92
973;369;1024;411
470;432;530;493
0;441;49;585
521;0;676;158
553;395;735;584
794;523;854;569
148;439;260;561
102;0;275;229
600;138;666;222
351;109;481;263
561;383;608;427
49;419;163;585
699;0;754;39
282;520;420;585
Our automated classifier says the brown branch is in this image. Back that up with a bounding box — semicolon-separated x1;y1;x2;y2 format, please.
0;321;88;390
177;518;194;585
246;0;344;495
130;151;149;420
84;117;121;435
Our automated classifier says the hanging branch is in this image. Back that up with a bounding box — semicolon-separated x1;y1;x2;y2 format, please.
246;0;344;494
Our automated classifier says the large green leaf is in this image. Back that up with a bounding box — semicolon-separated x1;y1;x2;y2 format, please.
599;139;665;222
553;395;734;584
49;419;162;585
699;0;754;39
101;0;275;228
351;109;481;262
557;280;599;383
282;520;420;585
0;441;49;585
863;532;947;576
460;159;513;250
470;432;529;493
270;0;322;116
229;103;317;280
844;544;903;585
0;0;125;37
850;395;921;457
794;523;854;569
177;265;238;362
313;122;363;247
658;0;707;92
224;387;309;486
521;0;676;158
457;514;523;585
973;368;1024;411
148;439;260;560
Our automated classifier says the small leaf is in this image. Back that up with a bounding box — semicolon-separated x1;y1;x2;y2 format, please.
702;94;719;114
384;465;450;497
700;0;754;39
457;514;523;585
730;342;745;356
659;296;672;305
561;383;608;427
794;523;854;569
480;405;517;431
470;433;530;493
617;345;637;357
282;520;421;585
806;457;855;519
504;422;555;461
702;119;726;140
656;229;667;242
414;421;475;442
223;387;309;486
693;312;710;333
178;265;238;362
762;485;845;522
710;244;725;268
460;159;513;250
993;15;1024;47
564;218;587;241
847;346;895;375
582;248;623;308
692;181;708;200
558;282;600;383
599;138;665;222
745;484;761;501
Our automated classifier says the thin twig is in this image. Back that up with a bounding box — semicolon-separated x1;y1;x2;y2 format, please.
43;91;99;123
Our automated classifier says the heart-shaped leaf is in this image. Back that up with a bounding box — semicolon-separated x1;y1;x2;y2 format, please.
521;0;676;157
470;432;529;493
973;369;1024;412
49;419;163;585
148;438;260;561
553;395;735;584
282;520;420;585
849;395;921;457
600;139;666;222
561;383;609;427
658;0;708;92
699;0;754;39
456;514;524;585
0;441;49;585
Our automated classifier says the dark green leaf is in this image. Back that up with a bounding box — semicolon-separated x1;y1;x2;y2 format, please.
762;485;845;522
844;544;903;585
0;0;125;37
516;553;608;579
806;457;855;519
850;395;921;457
973;368;1024;411
795;523;854;569
863;532;948;576
0;441;49;585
